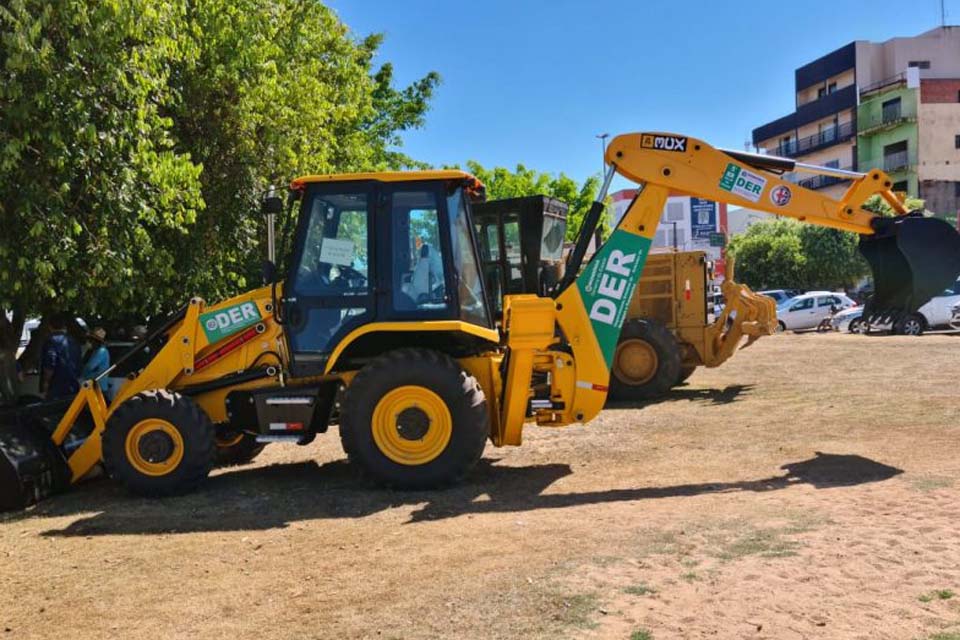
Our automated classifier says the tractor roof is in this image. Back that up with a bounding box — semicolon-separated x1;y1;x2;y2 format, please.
291;170;481;189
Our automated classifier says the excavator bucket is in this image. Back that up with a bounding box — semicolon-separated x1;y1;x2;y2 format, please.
859;214;960;325
0;401;73;511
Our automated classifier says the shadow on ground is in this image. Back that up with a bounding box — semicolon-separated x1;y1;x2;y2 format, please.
15;451;902;537
605;384;755;409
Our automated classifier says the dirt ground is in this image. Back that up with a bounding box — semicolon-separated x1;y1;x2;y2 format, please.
1;332;959;640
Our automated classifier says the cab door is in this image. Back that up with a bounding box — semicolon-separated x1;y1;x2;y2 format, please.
284;183;376;375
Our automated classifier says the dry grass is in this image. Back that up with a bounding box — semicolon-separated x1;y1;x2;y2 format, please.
1;332;959;639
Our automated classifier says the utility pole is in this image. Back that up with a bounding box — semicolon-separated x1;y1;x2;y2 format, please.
942;0;947;27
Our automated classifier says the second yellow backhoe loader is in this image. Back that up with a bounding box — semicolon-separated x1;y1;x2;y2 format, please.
469;196;777;401
2;132;959;510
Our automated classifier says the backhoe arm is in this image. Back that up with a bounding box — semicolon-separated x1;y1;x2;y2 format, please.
498;132;960;445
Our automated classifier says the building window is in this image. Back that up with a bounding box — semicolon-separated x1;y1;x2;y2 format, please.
818;87;826;99
956;90;960;103
884;140;909;172
955;134;960;149
892;181;908;192
882;97;902;124
908;60;931;69
954;182;960;198
827;82;837;94
825;159;840;169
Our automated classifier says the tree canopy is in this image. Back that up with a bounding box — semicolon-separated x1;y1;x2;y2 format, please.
0;0;439;402
464;161;602;241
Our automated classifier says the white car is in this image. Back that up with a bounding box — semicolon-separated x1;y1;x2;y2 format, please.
893;282;960;335
776;291;857;332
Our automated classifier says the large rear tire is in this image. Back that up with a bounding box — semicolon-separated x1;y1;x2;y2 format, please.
339;348;488;489
608;319;682;402
102;390;215;498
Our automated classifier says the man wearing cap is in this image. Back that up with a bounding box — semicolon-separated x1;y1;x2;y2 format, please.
80;327;111;391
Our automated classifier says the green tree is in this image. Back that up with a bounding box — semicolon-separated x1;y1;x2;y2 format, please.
0;0;439;404
0;0;204;402
727;219;806;290
797;225;868;291
464;162;602;241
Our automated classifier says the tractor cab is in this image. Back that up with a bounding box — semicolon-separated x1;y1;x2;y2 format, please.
472;196;568;317
281;172;495;376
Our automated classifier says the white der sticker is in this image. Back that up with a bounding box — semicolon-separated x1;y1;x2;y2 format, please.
719;163;767;203
318;237;355;266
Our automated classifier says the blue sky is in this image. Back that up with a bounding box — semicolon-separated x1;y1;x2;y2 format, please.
330;0;955;189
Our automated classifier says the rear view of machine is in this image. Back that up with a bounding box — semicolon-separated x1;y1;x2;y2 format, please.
609;251;776;401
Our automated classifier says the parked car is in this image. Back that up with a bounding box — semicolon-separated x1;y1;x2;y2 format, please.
776;291;857;332
831;306;867;334
829;280;960;336
759;289;804;305
890;280;960;335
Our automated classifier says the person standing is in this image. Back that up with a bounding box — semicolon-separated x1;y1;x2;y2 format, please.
40;315;82;399
81;327;110;391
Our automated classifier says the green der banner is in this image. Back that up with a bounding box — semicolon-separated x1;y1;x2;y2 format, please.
200;301;262;344
576;229;652;368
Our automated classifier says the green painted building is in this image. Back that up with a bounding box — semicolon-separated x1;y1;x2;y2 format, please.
856;78;919;195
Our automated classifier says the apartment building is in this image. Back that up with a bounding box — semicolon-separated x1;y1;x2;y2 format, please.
752;26;960;219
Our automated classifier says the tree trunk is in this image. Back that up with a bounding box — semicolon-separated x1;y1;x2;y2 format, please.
0;310;24;407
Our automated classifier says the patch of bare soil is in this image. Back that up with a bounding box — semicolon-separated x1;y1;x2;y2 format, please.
1;332;959;639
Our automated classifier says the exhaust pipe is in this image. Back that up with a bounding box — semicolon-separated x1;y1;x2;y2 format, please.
859;213;960;324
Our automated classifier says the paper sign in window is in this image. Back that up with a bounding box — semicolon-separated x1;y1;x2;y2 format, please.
318;238;355;266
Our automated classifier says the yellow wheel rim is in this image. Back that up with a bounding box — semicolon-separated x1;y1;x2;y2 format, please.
613;338;658;385
124;419;185;476
371;385;452;466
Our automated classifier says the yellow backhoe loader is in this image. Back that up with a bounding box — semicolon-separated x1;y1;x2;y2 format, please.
2;132;959;510
610;251;776;401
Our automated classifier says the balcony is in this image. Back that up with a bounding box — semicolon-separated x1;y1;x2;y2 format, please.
860;152;918;173
858;99;917;134
774;120;856;158
753;83;857;145
796;167;854;191
882;150;917;172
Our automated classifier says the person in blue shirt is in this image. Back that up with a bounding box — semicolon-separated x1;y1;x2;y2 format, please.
40;315;82;399
81;327;110;392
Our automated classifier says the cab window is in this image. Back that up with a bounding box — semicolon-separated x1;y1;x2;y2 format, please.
790;298;813;311
291;193;369;296
391;190;448;312
447;188;490;327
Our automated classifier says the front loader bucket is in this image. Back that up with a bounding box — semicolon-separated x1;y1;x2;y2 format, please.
859;215;960;324
0;402;72;511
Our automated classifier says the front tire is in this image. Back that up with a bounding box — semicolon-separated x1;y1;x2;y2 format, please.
102;390;215;498
608;319;682;402
848;318;865;334
775;320;786;333
339;348;489;489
